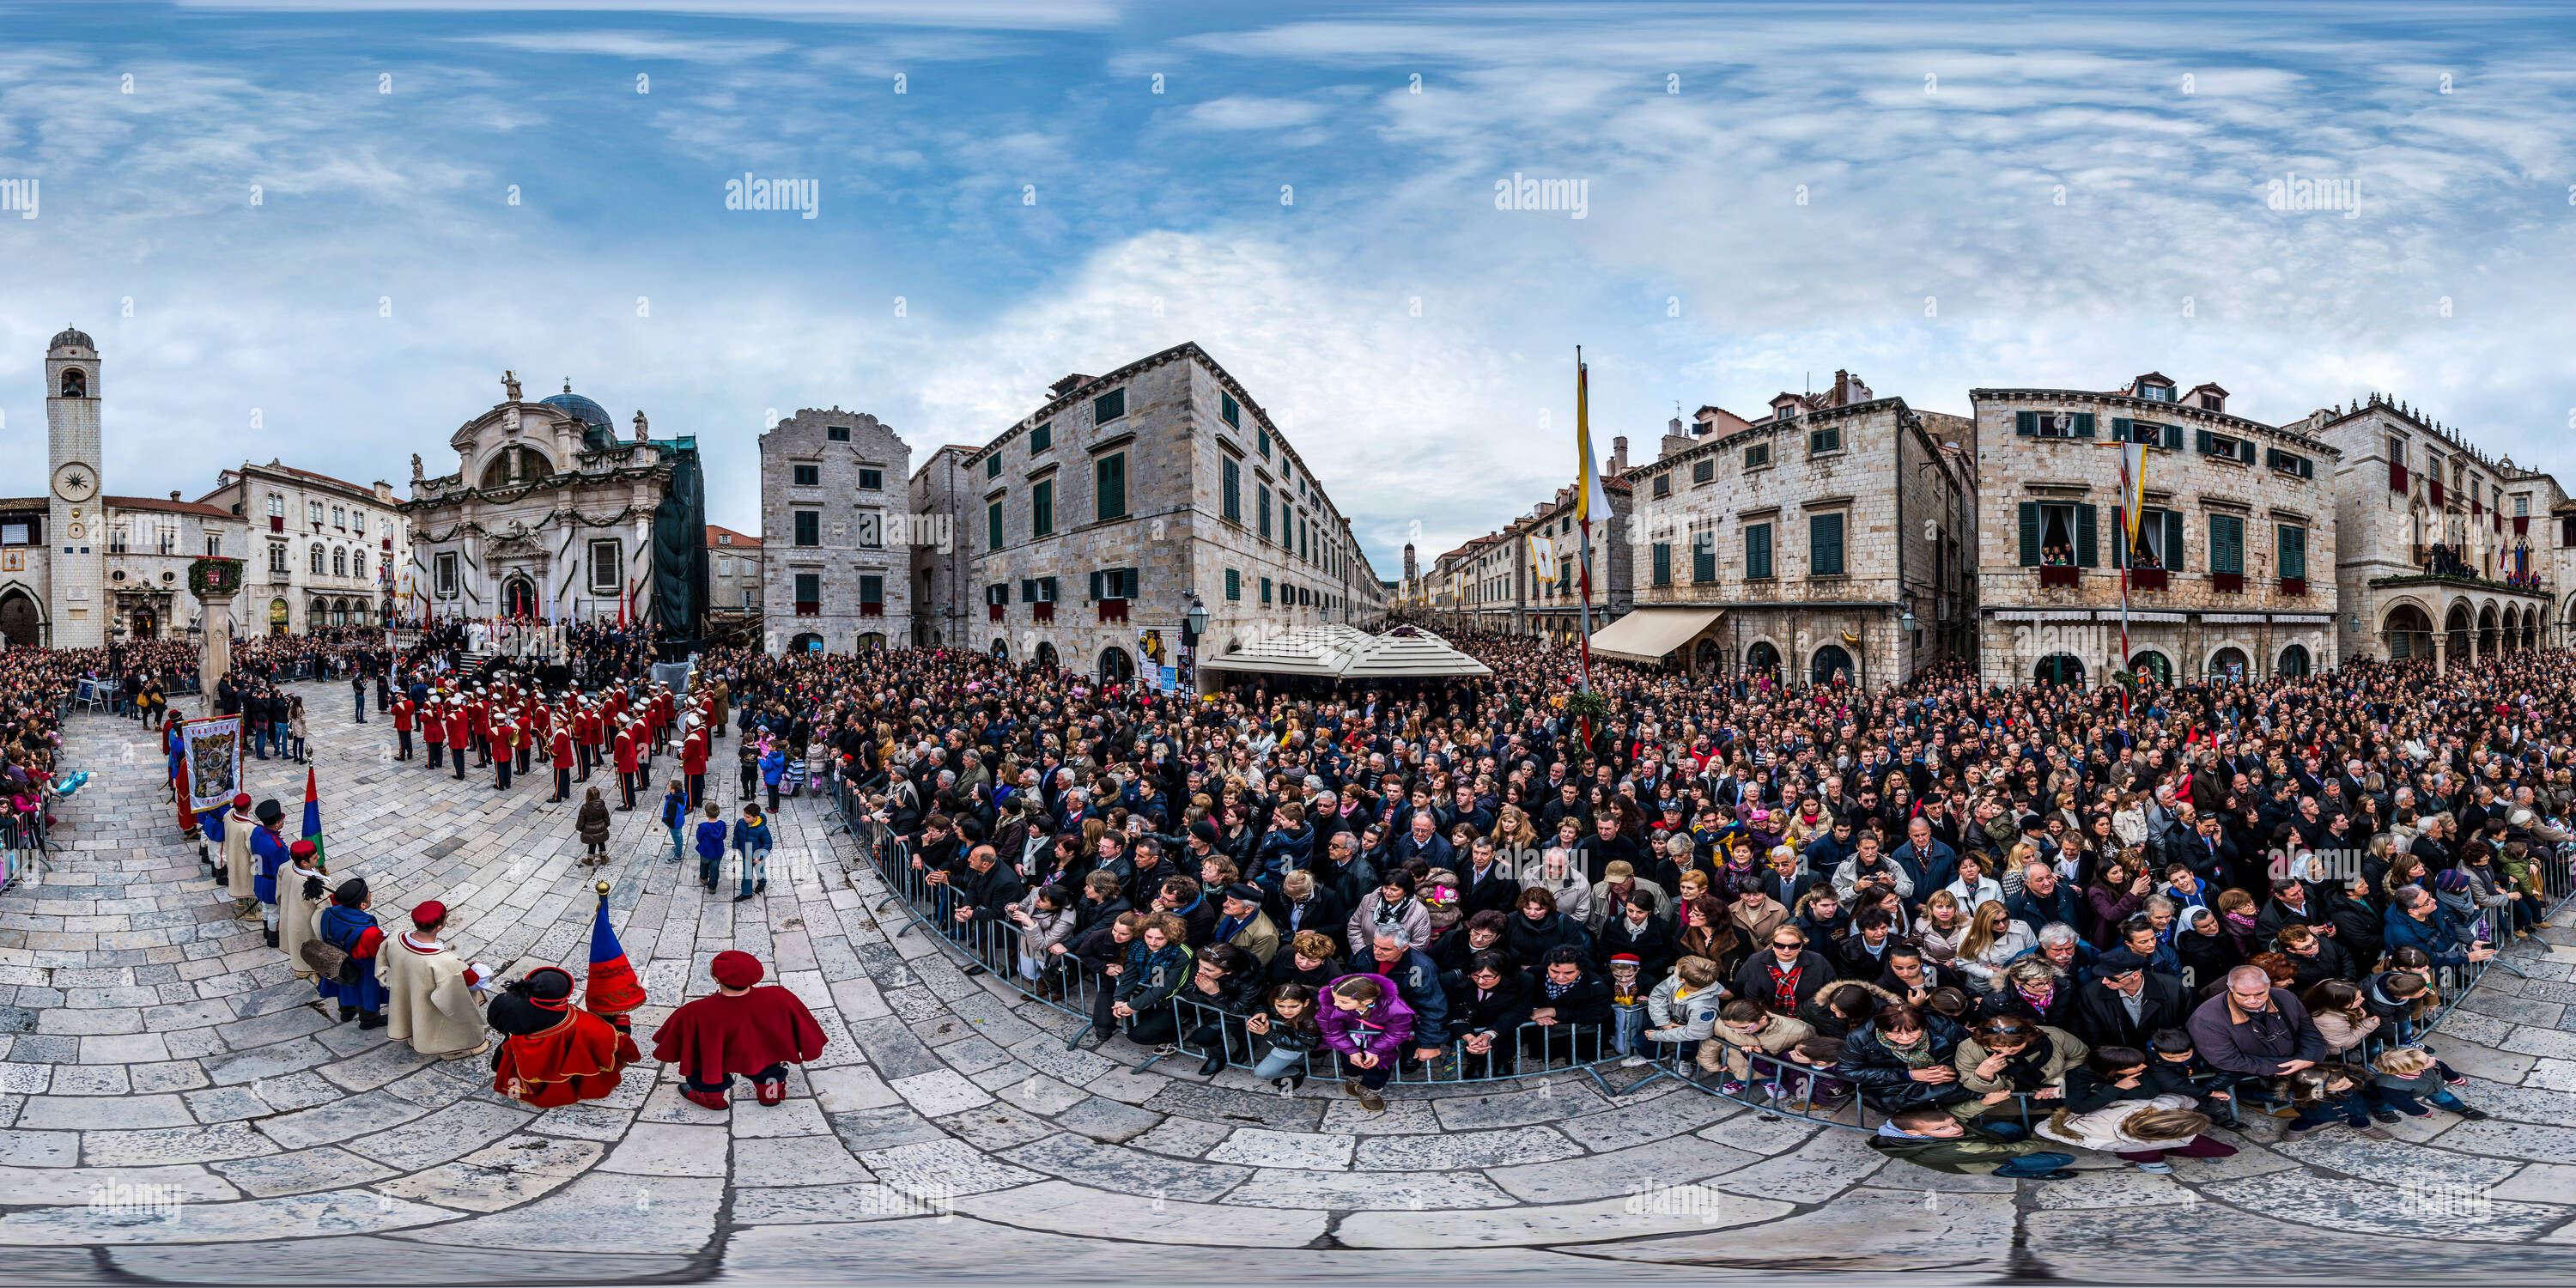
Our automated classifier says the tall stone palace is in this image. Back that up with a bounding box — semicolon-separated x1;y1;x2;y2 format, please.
401;371;707;632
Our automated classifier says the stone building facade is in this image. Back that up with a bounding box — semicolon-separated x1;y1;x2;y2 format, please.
1973;373;2342;687
759;409;912;654
2300;394;2555;668
0;328;251;647
705;524;762;621
962;342;1383;687
202;461;407;635
1620;372;1976;685
908;444;975;649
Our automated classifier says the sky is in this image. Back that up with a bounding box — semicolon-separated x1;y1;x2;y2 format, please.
3;0;2573;579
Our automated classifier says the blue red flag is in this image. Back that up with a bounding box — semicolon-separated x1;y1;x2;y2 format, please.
301;767;325;866
585;885;647;1017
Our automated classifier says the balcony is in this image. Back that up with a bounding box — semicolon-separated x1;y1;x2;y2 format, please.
860;602;884;617
2038;566;2081;589
1032;601;1054;622
2127;568;2167;592
2281;576;2307;597
2212;572;2245;593
795;600;820;617
1098;598;1129;623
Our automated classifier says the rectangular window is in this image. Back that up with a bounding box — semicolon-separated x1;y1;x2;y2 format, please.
1220;392;1240;428
310;544;325;574
1261;576;1273;605
2196;428;2253;463
1092;388;1126;424
1096;453;1127;520
1744;443;1771;470
2278;524;2306;580
434;551;459;597
1810;513;1845;576
2517;495;2530;517
204;533;222;557
1650;542;1671;586
858;468;884;491
268;543;287;573
1032;480;1054;537
1651;474;1671;498
1809;425;1841;454
2209;513;2245;574
1692;459;1714;483
1257;427;1271;457
1225;568;1241;600
987;500;1004;551
588;539;621;592
859;574;883;605
331;506;345;528
793;465;820;487
1746;523;1773;580
793;573;820;614
2017;502;2097;566
986;455;1001;479
1095;567;1138;598
1692;530;1716;582
1257;483;1272;539
1030;422;1051;453
1222;458;1241;521
827;425;851;442
793;510;820;547
2264;447;2313;479
307;501;324;525
2117;507;2184;569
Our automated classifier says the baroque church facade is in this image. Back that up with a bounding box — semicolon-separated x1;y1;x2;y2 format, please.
401;372;706;635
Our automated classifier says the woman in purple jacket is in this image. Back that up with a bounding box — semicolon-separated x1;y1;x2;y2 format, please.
1320;972;1415;1114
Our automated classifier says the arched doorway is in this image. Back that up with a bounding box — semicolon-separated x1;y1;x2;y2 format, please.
789;632;823;653
1745;641;1781;679
0;590;39;647
1694;638;1721;674
2033;653;2084;686
2500;606;2518;654
854;632;885;651
2276;643;2312;678
2127;650;2171;685
131;606;157;640
2445;604;2471;659
503;576;538;619
2385;605;2433;660
1810;644;1855;687
269;598;290;636
2478;604;2499;655
990;637;1010;661
1035;641;1059;669
2209;647;2249;682
1098;647;1134;684
2526;615;2540;651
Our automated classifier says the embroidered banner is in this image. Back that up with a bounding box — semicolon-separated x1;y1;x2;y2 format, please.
178;716;243;815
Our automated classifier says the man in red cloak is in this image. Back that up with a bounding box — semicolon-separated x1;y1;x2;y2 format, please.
651;950;826;1109
486;966;638;1108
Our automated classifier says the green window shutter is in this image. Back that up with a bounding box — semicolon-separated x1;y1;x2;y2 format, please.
2074;413;2096;438
2075;504;2097;567
2196;428;2214;455
1032;480;1053;537
1651;544;1671;586
2018;501;2040;566
2111;417;2131;442
987;501;1003;551
1096;454;1127;520
1019;578;1035;600
1747;525;1772;579
2300;456;2314;479
1692;532;1716;582
2280;525;2306;580
1225;568;1240;599
1257;484;1271;538
1088;570;1103;601
2210;515;2243;574
2111;507;2126;568
2164;509;2184;569
2163;422;2183;451
1221;459;1240;521
1811;513;1844;575
2015;410;2038;436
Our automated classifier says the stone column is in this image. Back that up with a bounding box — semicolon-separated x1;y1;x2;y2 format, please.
2433;633;2446;677
198;595;232;717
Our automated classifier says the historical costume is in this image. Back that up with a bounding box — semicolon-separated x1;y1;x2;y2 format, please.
249;799;291;947
220;793;258;915
314;878;390;1027
650;950;826;1109
277;840;328;980
487;966;638;1108
379;900;493;1059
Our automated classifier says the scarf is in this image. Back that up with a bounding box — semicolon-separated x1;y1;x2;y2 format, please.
1881;1028;1936;1069
1765;957;1804;1012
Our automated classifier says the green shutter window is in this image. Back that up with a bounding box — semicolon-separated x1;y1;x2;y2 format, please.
2019;501;2040;566
1096;453;1127;520
1019;578;1036;601
2163;422;2184;450
1031;480;1053;537
1221;458;1240;522
1257;483;1272;538
987;501;1003;551
2075;503;2098;567
1220;392;1240;428
2016;410;2038;436
2196;428;2215;455
2164;509;2184;570
1692;531;1716;582
1261;577;1272;604
1651;543;1671;586
986;455;1000;478
1747;524;1773;580
1225;568;1241;599
1089;571;1103;601
1256;428;1270;457
1810;513;1844;576
2074;413;2096;438
2210;514;2244;574
2279;525;2306;580
2111;417;2131;442
1092;388;1125;423
2111;507;2126;568
1030;422;1051;453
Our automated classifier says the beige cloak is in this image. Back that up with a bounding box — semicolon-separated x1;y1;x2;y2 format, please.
378;933;489;1056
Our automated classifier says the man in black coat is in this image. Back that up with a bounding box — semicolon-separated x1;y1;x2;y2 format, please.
1444;951;1533;1077
1455;837;1522;919
2071;948;2193;1052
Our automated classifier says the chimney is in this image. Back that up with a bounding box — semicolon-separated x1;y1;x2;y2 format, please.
1048;373;1096;398
170;490;181;501
1609;435;1628;474
1832;370;1850;404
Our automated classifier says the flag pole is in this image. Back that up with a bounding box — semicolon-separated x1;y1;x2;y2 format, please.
1574;347;1600;760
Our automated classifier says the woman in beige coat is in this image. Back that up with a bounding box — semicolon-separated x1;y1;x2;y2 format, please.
1952;1015;2088;1119
378;901;493;1059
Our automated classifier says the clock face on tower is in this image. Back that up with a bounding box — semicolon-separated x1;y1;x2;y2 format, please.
52;462;96;503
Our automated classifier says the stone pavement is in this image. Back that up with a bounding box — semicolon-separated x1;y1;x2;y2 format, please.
5;684;2576;1283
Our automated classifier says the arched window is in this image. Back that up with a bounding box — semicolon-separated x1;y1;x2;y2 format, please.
353;550;367;577
332;548;347;578
310;544;325;574
58;368;84;398
309;598;328;627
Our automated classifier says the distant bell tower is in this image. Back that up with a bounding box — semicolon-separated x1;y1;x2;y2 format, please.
46;326;104;647
1402;541;1418;598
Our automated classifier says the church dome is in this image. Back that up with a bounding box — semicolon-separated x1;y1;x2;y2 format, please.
542;389;616;451
49;326;93;352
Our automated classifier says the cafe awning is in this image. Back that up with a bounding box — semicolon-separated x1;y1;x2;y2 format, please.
1587;606;1724;665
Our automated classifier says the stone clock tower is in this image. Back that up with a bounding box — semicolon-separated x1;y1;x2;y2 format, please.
46;326;104;647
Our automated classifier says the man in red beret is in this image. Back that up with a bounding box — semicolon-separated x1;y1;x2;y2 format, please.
650;950;826;1110
487;966;638;1108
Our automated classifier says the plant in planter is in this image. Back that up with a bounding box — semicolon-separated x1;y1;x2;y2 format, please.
187;556;246;600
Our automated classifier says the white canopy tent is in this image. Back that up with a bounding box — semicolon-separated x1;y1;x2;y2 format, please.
1200;624;1492;679
1586;606;1724;665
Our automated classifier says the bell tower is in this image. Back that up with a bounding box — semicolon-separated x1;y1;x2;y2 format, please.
46;326;104;647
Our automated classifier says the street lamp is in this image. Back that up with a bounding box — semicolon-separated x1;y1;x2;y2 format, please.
1181;592;1207;695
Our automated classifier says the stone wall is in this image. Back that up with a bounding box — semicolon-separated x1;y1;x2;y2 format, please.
760;408;913;653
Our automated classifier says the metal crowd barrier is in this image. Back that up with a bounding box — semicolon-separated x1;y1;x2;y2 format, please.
841;808;1637;1092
